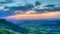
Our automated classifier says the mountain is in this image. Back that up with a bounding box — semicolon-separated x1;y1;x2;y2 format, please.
10;20;60;28
4;19;60;34
0;19;28;34
8;20;60;33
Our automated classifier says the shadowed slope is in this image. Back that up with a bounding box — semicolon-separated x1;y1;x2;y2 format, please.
0;19;28;34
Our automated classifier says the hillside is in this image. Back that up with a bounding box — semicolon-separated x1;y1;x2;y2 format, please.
0;19;60;34
0;19;28;34
9;20;60;34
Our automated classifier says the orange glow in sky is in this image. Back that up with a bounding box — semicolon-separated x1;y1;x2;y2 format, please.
6;11;60;20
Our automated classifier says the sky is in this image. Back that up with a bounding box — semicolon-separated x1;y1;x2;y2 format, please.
0;0;60;8
5;11;60;20
0;0;60;20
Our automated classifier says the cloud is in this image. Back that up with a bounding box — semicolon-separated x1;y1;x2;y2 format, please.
0;0;13;4
44;4;55;7
0;10;15;17
5;11;60;20
15;10;36;14
35;1;41;6
14;10;24;14
0;0;60;18
0;5;5;10
5;4;33;11
44;4;60;11
53;7;60;11
25;10;36;14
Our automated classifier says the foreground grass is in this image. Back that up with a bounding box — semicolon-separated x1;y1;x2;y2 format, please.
0;27;21;34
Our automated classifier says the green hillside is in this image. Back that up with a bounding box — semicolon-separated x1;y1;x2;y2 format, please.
0;19;60;34
0;19;28;34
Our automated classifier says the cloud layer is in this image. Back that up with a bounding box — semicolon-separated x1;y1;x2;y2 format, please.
5;11;60;20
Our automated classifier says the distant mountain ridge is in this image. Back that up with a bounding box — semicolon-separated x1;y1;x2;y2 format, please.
10;19;60;28
1;19;60;34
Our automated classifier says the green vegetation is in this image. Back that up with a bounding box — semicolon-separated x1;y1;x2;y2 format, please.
0;19;28;34
0;19;60;34
0;27;21;34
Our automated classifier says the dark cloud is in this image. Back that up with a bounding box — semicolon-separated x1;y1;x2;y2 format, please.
43;4;60;11
35;7;60;13
0;2;60;17
4;4;60;16
35;1;41;6
0;4;34;17
53;7;60;11
0;0;13;4
4;1;41;11
44;4;55;11
44;4;55;7
5;4;34;11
